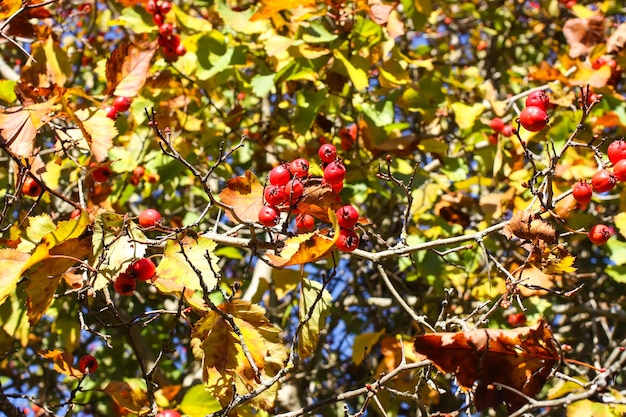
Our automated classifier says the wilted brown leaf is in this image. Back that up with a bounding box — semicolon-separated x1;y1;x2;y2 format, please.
562;13;605;58
191;300;288;411
219;170;265;223
250;0;317;21
105;41;157;97
502;211;557;243
414;318;559;412
607;22;626;54
296;184;342;222
368;1;397;25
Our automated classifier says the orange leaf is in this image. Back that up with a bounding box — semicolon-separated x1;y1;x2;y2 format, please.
266;210;339;267
295;184;342;222
219;170;265;223
414;318;559;412
0;0;20;19
105;41;157;97
104;380;149;415
39;349;83;378
250;0;317;21
368;1;397;25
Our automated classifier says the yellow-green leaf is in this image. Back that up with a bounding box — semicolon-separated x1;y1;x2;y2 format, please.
298;278;332;359
352;328;386;365
451;102;485;130
334;50;369;91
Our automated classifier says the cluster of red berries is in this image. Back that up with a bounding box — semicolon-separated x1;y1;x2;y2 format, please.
114;257;157;296
488;117;515;141
259;143;361;252
519;90;550;132
145;0;186;62
571;139;626;245
103;96;131;120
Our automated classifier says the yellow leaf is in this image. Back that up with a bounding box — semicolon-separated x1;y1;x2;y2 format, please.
0;0;20;19
451;102;486;130
0;250;30;307
250;0;317;21
352;328;386;365
614;212;626;238
0;99;56;158
39;349;83;378
333;50;369;91
191;300;287;411
298;278;332;359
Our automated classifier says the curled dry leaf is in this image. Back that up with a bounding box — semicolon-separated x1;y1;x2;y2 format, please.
105;41;158;97
562;13;605;58
414;318;560;412
502;210;557;243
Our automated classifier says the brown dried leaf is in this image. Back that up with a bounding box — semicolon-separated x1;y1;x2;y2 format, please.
105;41;157;97
368;1;397;25
0;99;56;157
502;211;557;243
296;184;342;222
219;171;265;223
562;13;605;58
414;319;559;412
607;22;626;54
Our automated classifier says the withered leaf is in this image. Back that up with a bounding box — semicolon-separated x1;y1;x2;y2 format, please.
562;13;605;58
502;211;557;244
219;170;265;223
607;22;626;54
105;41;157;97
414;318;559;412
296;184;342;222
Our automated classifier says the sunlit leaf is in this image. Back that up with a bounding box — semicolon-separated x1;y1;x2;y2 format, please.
0;0;20;19
250;0;317;21
179;385;222;417
298;278;332;359
105;41;157;97
219;170;265;223
0;99;56;157
39;349;83;378
451;102;485;130
0;250;30;307
73;107;118;162
333;50;369;91
352;328;385;365
104;380;149;415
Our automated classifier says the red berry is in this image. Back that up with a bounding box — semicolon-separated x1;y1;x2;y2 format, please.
153;12;164;25
289;158;310;178
330;180;343;194
158;23;173;37
591;169;617;193
525;90;550;111
129;258;156;282
336;228;359;252
112;96;131;113
592;57;606;70
607;140;626;164
159;1;172;14
175;44;186;56
336;205;359;229
114;272;136;296
489;117;505;133
103;105;117;120
339;124;357;151
501;124;515;137
487;133;498;145
318;143;337;163
269;164;291;186
264;184;286;206
70;208;82;219
156;411;181;417
572;180;593;205
588;224;612;245
507;312;527;328
323;160;347;185
138;208;162;228
258;205;279;227
284;179;304;202
146;0;158;14
614;159;626;181
133;166;146;178
22;177;42;197
519;106;549;132
92;165;113;183
295;214;315;232
78;355;98;374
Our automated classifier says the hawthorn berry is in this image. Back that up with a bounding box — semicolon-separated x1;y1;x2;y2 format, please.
114;272;136;296
70;208;82;219
175;44;186;57
318;143;337;163
159;1;172;14
258;205;279;227
112;96;131;113
92;165;113;183
295;214;315;232
22;177;42;197
146;0;157;14
138;208;162;228
323;160;347;185
78;355;98;374
591;169;617;193
103;105;117;120
489;117;505;133
588;224;612;245
525;90;550;111
289;158;310;178
129;258;156;282
607;140;626;165
336;228;359;252
519;106;549;132
329;180;343;194
507;312;527;328
336;205;359;229
572;180;593;205
158;23;173;37
264;184;287;206
156;410;181;417
153;12;164;25
284;179;304;202
501;124;515;137
614;159;626;182
269;164;291;186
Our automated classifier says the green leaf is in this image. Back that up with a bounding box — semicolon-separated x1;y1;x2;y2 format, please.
333;50;369;91
294;89;327;134
250;73;276;98
180;385;222;417
0;80;17;103
298;278;332;359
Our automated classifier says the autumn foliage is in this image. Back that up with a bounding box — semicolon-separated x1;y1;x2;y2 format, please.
3;0;626;416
